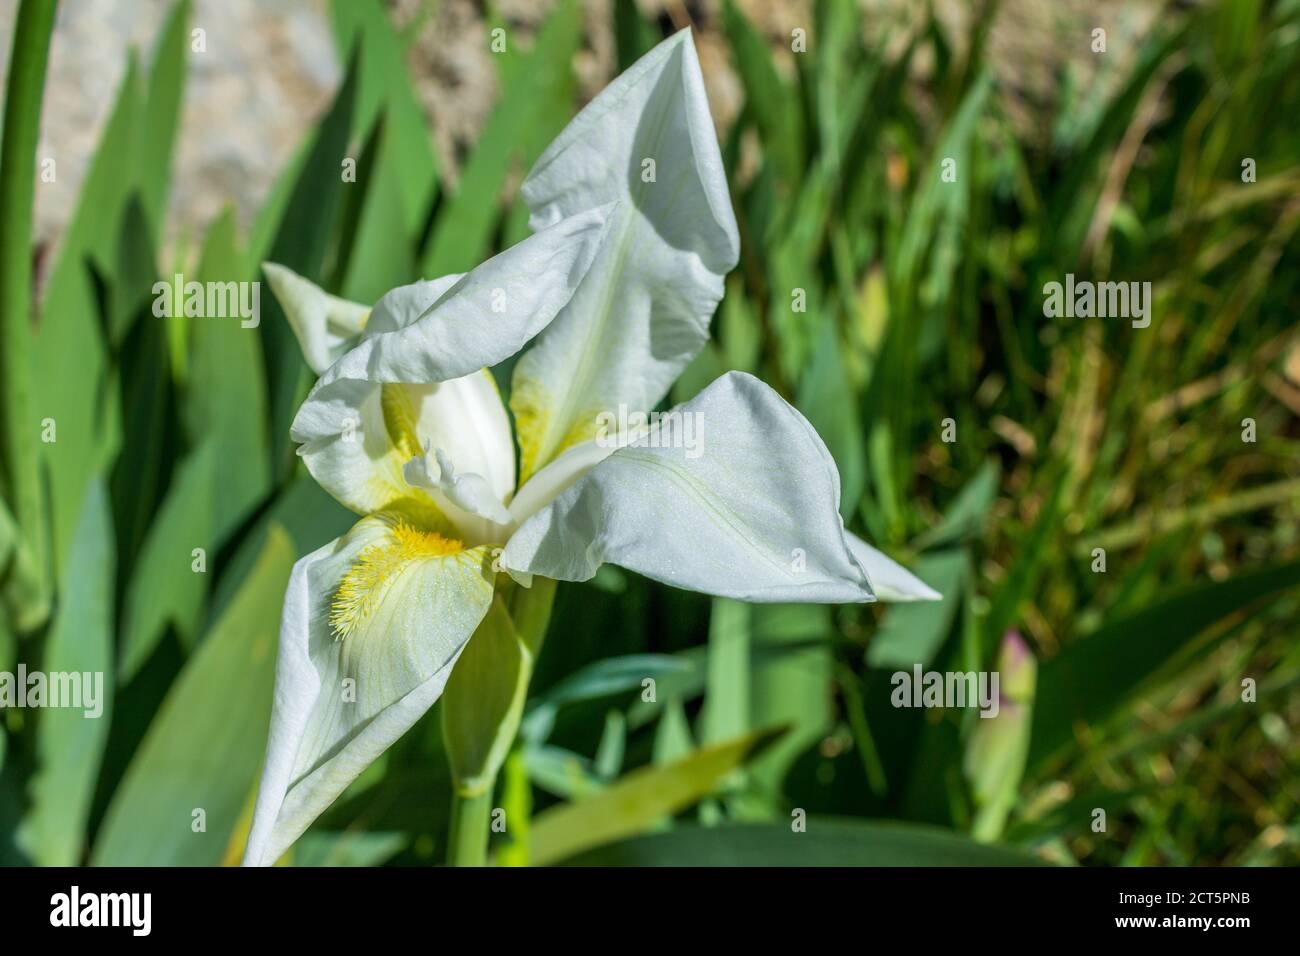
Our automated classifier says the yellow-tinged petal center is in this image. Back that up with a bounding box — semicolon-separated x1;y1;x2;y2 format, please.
329;522;463;640
381;383;423;462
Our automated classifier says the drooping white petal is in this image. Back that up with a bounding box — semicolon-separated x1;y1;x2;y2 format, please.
290;371;515;541
845;533;943;602
510;29;740;482
365;275;464;335
242;513;495;867
314;204;614;391
262;263;369;374
500;372;874;603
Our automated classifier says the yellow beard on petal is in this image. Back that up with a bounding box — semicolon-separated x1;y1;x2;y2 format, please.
329;522;463;640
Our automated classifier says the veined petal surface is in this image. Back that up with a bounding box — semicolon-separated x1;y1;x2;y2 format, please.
510;29;740;482
243;513;495;866
501;372;874;603
366;274;464;335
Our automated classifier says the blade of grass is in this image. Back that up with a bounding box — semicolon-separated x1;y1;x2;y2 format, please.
260;51;359;477
328;0;438;239
139;0;191;230
1029;558;1300;769
420;0;581;276
0;0;59;630
91;527;295;865
524;727;784;866
702;598;751;743
33;53;141;568
15;480;114;865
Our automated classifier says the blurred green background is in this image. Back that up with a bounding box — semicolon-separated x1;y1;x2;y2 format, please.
1;0;1299;866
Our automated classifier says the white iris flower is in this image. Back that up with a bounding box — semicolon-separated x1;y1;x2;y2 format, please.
244;30;937;867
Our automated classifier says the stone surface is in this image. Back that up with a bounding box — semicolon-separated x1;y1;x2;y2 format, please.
1;0;338;253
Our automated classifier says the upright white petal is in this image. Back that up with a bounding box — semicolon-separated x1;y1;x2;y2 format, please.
845;533;943;602
501;372;874;603
243;514;495;866
263;263;369;374
511;29;740;482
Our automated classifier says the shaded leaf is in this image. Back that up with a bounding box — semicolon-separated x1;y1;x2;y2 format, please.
558;819;1051;866
16;482;115;865
526;728;783;866
1030;558;1300;768
92;527;295;865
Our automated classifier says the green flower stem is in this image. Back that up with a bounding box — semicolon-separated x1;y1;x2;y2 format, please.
0;0;58;632
446;785;493;868
443;576;557;867
511;575;558;657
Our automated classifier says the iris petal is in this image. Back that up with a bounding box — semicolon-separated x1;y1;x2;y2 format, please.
243;511;495;866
